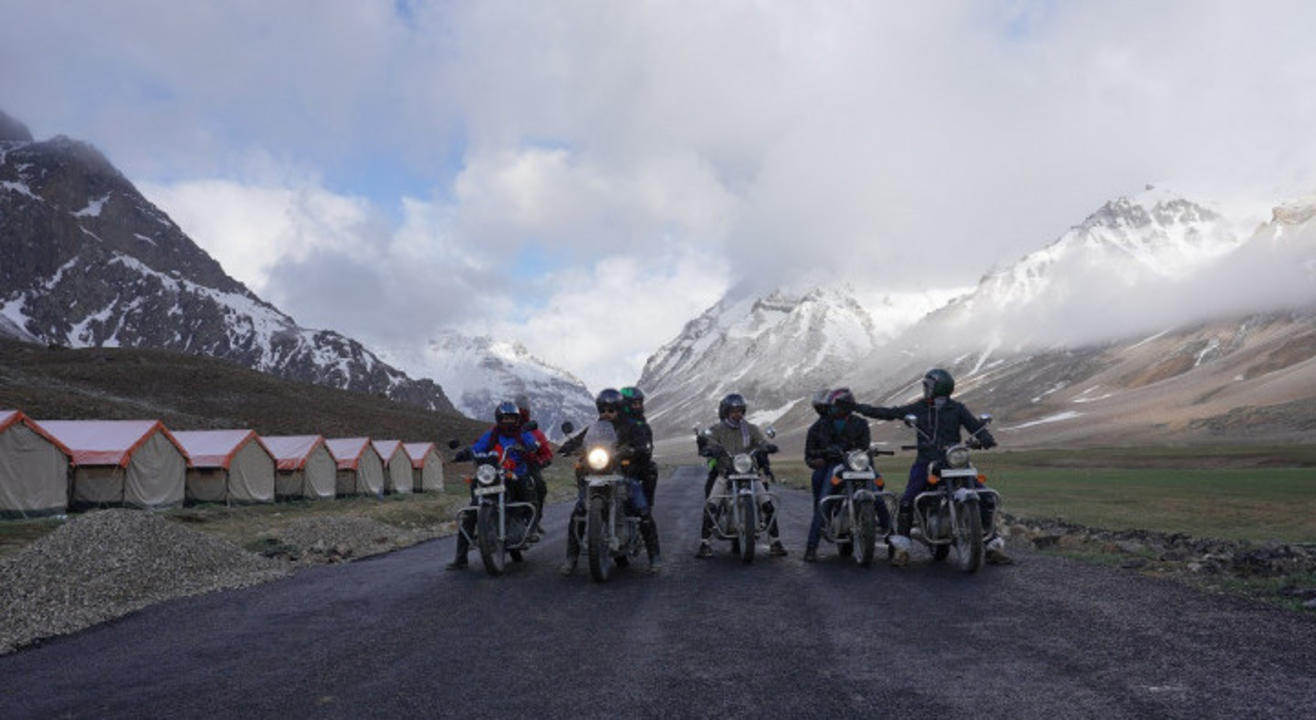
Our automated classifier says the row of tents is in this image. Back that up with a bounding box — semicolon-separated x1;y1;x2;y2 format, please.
0;410;446;519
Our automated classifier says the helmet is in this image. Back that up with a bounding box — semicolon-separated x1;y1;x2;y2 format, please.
718;393;748;421
595;388;624;415
827;387;856;416
811;389;831;417
494;401;521;431
620;386;646;416
922;368;955;400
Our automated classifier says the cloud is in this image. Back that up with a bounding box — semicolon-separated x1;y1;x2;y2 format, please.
8;1;1316;387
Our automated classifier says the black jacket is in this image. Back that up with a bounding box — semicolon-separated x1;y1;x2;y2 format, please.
804;414;871;468
856;397;995;463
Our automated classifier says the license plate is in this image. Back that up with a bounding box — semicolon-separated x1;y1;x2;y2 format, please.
841;471;874;480
473;484;505;496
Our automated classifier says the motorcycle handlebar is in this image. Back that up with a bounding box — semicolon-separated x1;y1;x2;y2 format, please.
900;445;918;451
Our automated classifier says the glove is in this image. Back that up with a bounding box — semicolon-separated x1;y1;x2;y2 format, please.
824;445;843;462
453;448;473;462
763;443;779;454
980;436;997;450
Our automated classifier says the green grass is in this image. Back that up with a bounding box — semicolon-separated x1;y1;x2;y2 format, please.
770;448;1316;544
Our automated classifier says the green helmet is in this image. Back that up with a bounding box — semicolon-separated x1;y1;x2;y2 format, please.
619;386;645;416
922;368;955;400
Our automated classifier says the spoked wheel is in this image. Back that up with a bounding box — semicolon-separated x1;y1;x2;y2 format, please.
857;499;877;567
738;493;757;564
955;498;984;573
476;504;505;576
587;496;613;582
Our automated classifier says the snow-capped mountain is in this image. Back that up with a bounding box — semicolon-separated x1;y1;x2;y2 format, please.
0;109;457;414
637;283;960;437
390;332;596;441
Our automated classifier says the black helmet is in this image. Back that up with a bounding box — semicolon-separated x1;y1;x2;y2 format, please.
495;401;521;431
595;388;624;415
922;368;955;400
827;387;856;416
811;388;831;417
718;393;748;421
620;386;645;416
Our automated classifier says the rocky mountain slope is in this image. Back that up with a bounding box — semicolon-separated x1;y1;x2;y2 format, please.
0;109;457;414
386;332;596;440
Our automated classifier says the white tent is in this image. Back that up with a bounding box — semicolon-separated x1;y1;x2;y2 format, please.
0;410;72;518
403;442;445;492
172;430;276;505
372;440;413;495
37;419;187;509
325;437;385;496
261;435;336;500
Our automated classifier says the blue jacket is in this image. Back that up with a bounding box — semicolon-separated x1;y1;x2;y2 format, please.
471;427;541;477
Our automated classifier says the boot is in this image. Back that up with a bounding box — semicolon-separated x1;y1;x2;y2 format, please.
803;546;818;562
888;535;911;567
896;506;913;538
641;516;663;573
769;540;788;557
695;540;713;558
986;534;1012;565
447;533;470;570
560;519;581;575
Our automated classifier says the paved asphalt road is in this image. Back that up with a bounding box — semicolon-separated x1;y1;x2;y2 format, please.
2;466;1315;719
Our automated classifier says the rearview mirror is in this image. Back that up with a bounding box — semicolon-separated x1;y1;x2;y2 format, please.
561;421;575;435
764;425;777;439
979;413;993;425
903;414;917;427
447;439;460;449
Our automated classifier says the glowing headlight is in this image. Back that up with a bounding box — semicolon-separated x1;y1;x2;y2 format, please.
476;464;498;485
846;450;871;472
946;446;970;469
587;447;611;471
733;453;754;474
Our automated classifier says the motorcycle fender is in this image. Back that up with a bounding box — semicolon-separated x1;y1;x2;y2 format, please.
952;488;978;503
853;489;875;503
588;475;617;488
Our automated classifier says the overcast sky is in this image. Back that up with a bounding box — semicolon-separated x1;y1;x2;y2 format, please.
4;1;1316;391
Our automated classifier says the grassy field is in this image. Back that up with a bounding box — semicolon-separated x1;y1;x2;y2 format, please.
769;444;1316;544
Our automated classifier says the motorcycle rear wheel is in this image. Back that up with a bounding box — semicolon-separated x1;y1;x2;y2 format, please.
857;499;877;567
955;498;984;573
738;494;756;564
587;496;613;582
477;504;505;576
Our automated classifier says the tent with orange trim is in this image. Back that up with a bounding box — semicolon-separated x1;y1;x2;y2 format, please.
0;410;73;518
172;430;276;504
403;442;444;492
262;435;337;500
37;419;187;509
373;439;413;495
324;437;385;496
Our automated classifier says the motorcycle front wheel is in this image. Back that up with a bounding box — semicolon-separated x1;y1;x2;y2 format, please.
477;504;505;576
738;493;756;564
856;499;877;567
955;498;984;573
588;495;613;582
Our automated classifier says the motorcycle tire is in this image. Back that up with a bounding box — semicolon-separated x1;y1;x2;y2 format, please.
477;504;505;576
857;499;877;567
739;493;756;564
956;498;984;573
587;495;612;582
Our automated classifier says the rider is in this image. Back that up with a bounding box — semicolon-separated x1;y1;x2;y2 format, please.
446;401;542;570
854;368;1008;566
558;388;663;574
696;393;787;558
802;388;893;562
515;394;553;540
619;386;659;509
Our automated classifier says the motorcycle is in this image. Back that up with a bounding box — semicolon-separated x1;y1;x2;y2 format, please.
898;413;1001;573
449;439;540;577
697;426;780;564
816;445;898;566
562;420;645;582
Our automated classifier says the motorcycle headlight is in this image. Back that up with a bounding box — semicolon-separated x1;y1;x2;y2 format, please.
587;447;610;471
846;450;871;472
476;464;498;485
733;453;753;474
947;446;970;469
